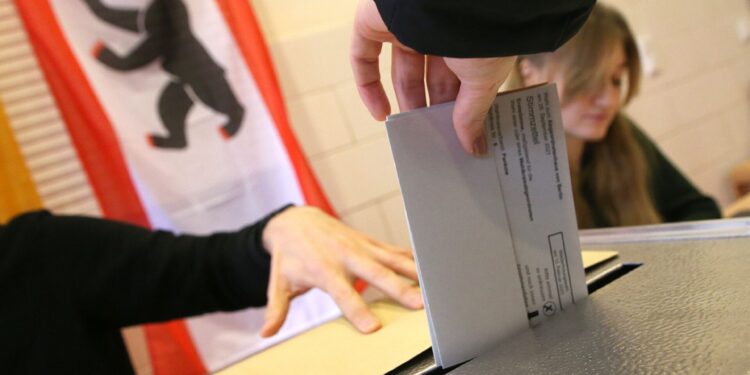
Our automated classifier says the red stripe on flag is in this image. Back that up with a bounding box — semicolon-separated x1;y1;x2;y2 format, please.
144;322;207;375
16;1;148;226
15;1;207;374
215;0;335;216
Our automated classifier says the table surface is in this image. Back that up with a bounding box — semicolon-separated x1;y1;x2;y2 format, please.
217;252;618;375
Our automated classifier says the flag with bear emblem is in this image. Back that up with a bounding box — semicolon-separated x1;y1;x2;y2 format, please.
16;0;341;372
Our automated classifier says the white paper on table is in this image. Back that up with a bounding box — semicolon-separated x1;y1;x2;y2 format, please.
385;83;588;368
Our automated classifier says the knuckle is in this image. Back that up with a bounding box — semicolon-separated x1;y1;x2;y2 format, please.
368;264;393;281
331;284;356;302
428;79;459;97
307;261;330;281
391;257;410;273
393;78;425;94
335;237;363;257
397;284;414;299
304;262;332;284
455;120;475;130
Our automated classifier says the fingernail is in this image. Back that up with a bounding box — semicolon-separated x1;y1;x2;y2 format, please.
472;137;487;156
259;325;271;338
410;290;424;308
360;316;381;332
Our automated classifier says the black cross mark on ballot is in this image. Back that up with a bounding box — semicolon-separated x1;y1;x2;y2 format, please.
543;301;557;316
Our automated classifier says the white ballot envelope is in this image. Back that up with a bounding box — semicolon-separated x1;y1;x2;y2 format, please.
385;83;588;368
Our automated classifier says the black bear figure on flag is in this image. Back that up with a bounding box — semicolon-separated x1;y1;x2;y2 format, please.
84;0;245;149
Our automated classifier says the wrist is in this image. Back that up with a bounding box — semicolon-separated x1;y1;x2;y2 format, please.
261;204;295;254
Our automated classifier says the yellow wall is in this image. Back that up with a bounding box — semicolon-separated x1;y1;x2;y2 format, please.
0;103;41;223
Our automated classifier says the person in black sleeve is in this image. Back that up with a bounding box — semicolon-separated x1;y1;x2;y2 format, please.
352;0;595;156
0;205;422;374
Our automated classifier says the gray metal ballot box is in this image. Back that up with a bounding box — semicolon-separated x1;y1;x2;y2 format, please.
391;219;750;374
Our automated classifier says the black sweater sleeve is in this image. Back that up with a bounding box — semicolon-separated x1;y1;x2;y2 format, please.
374;0;595;58
632;127;722;222
0;206;289;328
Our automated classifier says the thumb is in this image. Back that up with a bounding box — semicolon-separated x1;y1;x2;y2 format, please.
260;260;291;338
452;81;501;156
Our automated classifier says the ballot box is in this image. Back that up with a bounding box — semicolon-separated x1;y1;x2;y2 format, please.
394;218;750;374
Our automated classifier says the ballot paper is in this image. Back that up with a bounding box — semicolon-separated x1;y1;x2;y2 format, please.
386;83;588;368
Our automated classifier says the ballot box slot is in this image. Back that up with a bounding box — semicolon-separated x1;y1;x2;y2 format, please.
386;347;447;375
586;262;642;294
386;347;468;374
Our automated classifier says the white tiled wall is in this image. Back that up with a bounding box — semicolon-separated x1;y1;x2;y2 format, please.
252;0;411;247
253;0;750;246
609;0;750;206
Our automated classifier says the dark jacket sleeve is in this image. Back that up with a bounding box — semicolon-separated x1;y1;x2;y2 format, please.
375;0;595;57
633;126;722;222
0;206;289;328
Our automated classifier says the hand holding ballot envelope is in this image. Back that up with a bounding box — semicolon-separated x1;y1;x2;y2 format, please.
351;0;517;156
349;0;596;368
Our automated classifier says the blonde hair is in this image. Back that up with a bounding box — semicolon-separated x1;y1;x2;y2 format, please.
509;3;661;228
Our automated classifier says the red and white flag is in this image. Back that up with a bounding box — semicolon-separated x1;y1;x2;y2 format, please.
17;0;340;372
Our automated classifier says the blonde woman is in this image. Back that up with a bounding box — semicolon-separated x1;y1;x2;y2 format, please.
509;3;720;229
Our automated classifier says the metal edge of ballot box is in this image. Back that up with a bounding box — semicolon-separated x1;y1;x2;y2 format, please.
388;218;750;375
